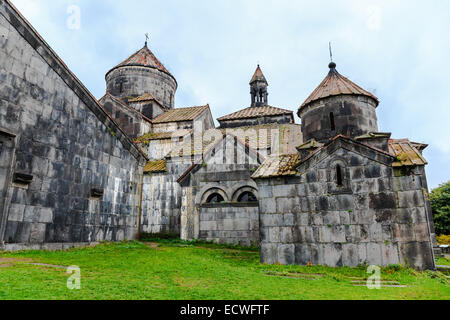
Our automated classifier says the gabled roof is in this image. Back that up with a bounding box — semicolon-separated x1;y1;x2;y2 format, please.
135;129;192;144
253;135;396;179
152;105;210;124
250;65;268;84
296;139;324;151
99;92;153;124
217;106;293;122
299;63;379;112
389;139;428;167
143;160;167;174
128;92;164;107
2;0;147;164
251;154;301;179
167;123;302;158
177;133;265;184
106;45;176;82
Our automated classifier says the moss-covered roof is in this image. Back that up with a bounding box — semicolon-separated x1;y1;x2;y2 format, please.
166;123;302;158
135;130;192;144
251;154;301;179
389;139;428;167
143;160;167;173
152;105;210;124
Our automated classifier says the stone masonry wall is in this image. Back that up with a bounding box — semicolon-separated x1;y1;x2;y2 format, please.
299;95;378;143
256;147;435;270
199;204;259;246
141;158;193;235
0;6;143;244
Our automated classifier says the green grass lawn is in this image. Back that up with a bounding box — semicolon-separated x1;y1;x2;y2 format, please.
0;240;449;300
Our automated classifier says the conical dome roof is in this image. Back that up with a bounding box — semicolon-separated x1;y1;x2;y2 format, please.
107;45;175;80
250;65;268;84
299;63;379;112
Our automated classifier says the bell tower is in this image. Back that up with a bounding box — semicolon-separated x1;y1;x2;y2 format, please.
250;65;268;107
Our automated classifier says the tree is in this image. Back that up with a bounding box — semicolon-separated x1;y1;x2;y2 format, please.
430;181;450;236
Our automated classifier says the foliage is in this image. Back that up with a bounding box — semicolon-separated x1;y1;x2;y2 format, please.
430;182;450;235
437;235;450;245
0;241;449;300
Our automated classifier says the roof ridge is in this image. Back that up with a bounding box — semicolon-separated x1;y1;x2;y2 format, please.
217;105;293;121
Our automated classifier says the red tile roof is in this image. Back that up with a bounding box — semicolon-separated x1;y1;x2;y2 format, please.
107;45;175;80
217;106;293;122
299;64;379;112
250;65;268;84
152;105;210;124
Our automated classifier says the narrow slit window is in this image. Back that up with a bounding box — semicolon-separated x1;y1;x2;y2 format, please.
119;82;123;93
336;164;343;186
330;112;336;131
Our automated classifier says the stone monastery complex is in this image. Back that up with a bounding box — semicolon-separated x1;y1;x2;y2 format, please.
0;0;438;270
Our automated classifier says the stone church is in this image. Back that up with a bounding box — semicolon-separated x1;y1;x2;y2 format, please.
0;0;437;270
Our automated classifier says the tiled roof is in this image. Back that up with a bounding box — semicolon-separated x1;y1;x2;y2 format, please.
152;105;210;124
250;65;268;84
143;160;167;173
135;129;192;144
108;45;175;80
128;92;164;107
167;124;302;158
251;154;301;179
389;139;428;167
296;139;324;151
299;64;379;111
99;92;152;124
217;106;293;121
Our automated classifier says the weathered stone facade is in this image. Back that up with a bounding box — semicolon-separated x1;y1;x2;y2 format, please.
0;0;146;246
178;134;263;245
0;1;437;271
254;138;435;270
106;56;177;110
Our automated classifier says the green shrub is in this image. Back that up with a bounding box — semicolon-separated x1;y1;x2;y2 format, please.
430;182;450;235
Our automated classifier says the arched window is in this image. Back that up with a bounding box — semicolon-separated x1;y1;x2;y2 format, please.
336;164;343;186
206;193;224;204
238;192;258;203
330;112;336;131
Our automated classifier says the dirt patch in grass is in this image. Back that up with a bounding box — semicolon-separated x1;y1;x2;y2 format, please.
143;242;162;250
0;257;33;264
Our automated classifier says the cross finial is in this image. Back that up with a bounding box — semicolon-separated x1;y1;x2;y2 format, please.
145;33;149;46
329;42;333;63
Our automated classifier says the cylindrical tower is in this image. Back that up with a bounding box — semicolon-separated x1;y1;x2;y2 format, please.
298;62;379;143
105;44;177;110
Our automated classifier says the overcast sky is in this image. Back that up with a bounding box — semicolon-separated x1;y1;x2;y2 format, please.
11;0;450;189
